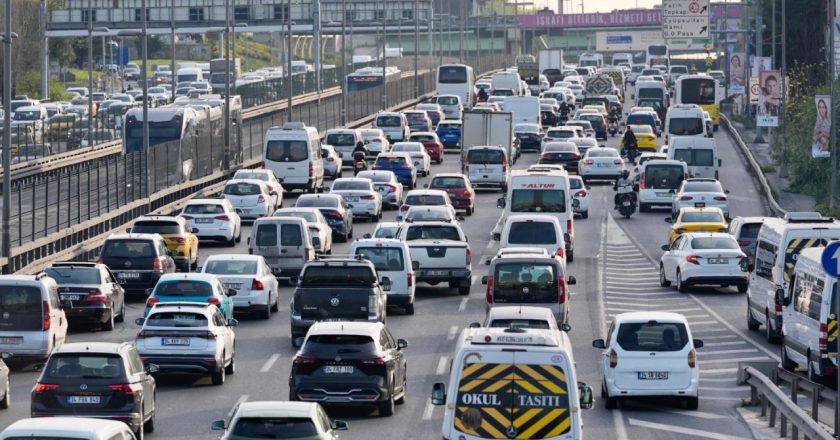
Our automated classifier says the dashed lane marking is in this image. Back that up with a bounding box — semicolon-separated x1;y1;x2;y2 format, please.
436;356;449;375
458;298;468;312
698;348;759;356
422;398;435;420
698;356;769;365
260;353;280;373
447;326;459;340
700;367;740;375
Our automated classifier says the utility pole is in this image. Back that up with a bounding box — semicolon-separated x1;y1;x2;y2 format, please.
754;0;765;143
171;0;177;92
381;5;387;110
141;0;149;198
340;0;346;125
459;0;464;60
87;1;94;148
40;0;49;99
2;0;16;273
414;0;419;96
286;0;293;122
223;0;231;170
830;0;838;211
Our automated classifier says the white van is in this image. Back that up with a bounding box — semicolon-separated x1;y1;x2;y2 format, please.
665;104;706;143
432;327;593;440
667;137;720;179
248;216;315;280
351;238;416;315
176;67;204;83
637;159;688;212
490;71;521;95
0;274;68;362
374;111;410;143
466;146;509;191
747;212;840;343
779;246;839;383
0;418;136;440
502;96;541;126
263;122;325;193
324;128;365;162
500;214;567;266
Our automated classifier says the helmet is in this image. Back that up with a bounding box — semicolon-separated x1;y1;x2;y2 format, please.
621;169;630;178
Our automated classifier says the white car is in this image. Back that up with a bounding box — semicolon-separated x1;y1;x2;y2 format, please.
579;147;624;182
0;418;137;440
568;84;585;101
372;221;401;239
273;207;334;255
479;305;567;332
659;232;748;293
135;302;236;385
391;142;432;176
179;198;242;246
568;175;590;219
201;254;280;319
221;179;281;220
593;312;703;410
399;205;461;224
399;189;452;214
671;178;730;219
320;144;343;179
329;177;383;221
542;127;579;149
356;170;404;209
232;169;285;199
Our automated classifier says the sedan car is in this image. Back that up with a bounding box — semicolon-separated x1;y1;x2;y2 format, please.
372;153;417;189
514;123;542;151
320;144;344;179
579;147;624;182
542;127;579;149
128;215;199;271
273;207;334;255
626;124;658;151
592;312;703;410
436;120;462;150
428;173;475;215
45;262;126;330
179;198;242;246
391;142;431;177
221;179;281;220
564;120;595;138
568;175;590;219
408;132;445;164
232;168;285;197
144;273;235;320
659;232;749;293
672;179;730;219
665;207;729;245
201;254;280;319
402;110;432;132
415;103;444;128
295;193;354;242
539;141;581;173
357;170;404;209
212;401;347;440
329;177;382;221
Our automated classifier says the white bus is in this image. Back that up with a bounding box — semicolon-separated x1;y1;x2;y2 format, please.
436;64;475;108
646;44;670;68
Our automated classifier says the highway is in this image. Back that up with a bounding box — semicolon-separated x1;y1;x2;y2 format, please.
0;118;783;439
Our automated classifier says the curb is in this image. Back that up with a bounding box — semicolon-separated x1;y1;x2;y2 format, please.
735;406;781;440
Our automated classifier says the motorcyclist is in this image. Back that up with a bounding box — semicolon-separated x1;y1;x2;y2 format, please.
613;169;635;209
608;107;621;123
477;87;489;102
559;101;570;120
621;127;638;158
353;141;369;158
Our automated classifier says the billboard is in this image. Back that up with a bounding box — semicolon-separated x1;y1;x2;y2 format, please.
729;52;746;95
756;70;781;127
812;95;831;158
596;31;710;51
519;5;742;29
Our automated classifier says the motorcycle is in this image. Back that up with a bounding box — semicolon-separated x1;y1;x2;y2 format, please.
352;151;368;175
615;192;636;219
608;119;619;137
623;142;638;164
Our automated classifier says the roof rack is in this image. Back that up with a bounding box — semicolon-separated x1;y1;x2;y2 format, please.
49;262;98;268
313;254;367;262
784;212;835;223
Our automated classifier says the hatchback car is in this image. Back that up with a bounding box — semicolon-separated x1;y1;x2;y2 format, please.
329;178;383;221
372;153;417;189
415;103;444;127
592;312;703;410
97;234;178;294
408;132;445;164
212;401;347;440
222;179;282;220
391;142;431;176
659;233;749;293
402;110;432;133
45;262;126;330
295;194;354;242
201;255;280;319
665;207;729;244
568;175;590;219
128;216;199;271
273;207;334;255
320;144;344;179
399;189;452;214
232;168;285;195
179;198;242;246
514;123;542;151
31;342;157;438
428;173;475;215
579;147;624;182
357;170;404;209
672;179;730;219
144;273;235;320
542;127;579;148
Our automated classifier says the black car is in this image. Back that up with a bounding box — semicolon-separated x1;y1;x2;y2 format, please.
539;142;581;172
514;127;542;151
31;342;157;438
97;234;178;295
579;114;608;140
540;108;559;127
45;262;126;330
289;321;407;417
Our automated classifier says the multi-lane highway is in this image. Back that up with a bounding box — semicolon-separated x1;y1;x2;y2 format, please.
0;113;784;439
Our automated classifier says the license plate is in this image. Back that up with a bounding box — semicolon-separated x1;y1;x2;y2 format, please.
694;202;706;208
61;295;81;301
118;272;140;279
0;337;21;345
428;270;448;276
656;192;670;197
345;196;360;202
68;395;101;404
224;283;242;289
324;366;354;374
162;337;191;346
414;161;420;166
638;371;669;380
241;209;251;214
597;163;609;167
195;218;214;224
708;258;729;264
622;201;631;207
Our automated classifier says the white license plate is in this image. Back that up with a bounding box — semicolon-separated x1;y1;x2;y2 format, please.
345;196;360;202
68;395;101;404
224;283;242;290
428;270;449;276
597;163;609;168
0;337;21;345
638;371;669;380
61;295;81;301
656;192;670;197
708;258;729;264
161;337;190;346
241;209;251;214
622;201;631;207
694;202;706;208
324;366;354;374
118;272;140;279
195;218;214;224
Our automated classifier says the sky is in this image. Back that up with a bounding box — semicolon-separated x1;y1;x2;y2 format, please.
553;0;661;13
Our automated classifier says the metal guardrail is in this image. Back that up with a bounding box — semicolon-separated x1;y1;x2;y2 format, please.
739;364;834;440
774;368;838;437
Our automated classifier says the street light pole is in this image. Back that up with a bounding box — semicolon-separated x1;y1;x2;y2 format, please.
87;3;94;147
141;0;149;198
223;0;231;170
2;0;16;273
414;0;419;97
830;0;838;211
171;0;177;93
340;0;347;125
286;0;293;122
381;5;387;110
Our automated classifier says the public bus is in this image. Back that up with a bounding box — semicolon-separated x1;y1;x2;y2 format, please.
345;66;402;93
646;44;670;68
436;64;476;108
675;75;721;130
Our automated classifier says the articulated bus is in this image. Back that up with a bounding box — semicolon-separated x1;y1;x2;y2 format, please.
345;66;402;93
646;44;670;68
436;64;475;108
675;75;721;130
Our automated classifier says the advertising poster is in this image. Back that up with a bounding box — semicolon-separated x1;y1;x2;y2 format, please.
751;56;772;77
812;95;831;158
757;70;781;127
729;52;746;94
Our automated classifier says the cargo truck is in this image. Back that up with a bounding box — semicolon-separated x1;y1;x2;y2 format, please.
460;111;514;166
209;57;241;94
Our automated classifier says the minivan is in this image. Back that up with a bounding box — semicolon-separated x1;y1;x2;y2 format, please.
324;128;365;162
249;217;314;280
0;274;68;362
263;122;325;193
665;104;706;143
637;159;688;212
351;238;416;315
374;112;410;143
465;146;509;192
667;137;719;179
499;214;567;268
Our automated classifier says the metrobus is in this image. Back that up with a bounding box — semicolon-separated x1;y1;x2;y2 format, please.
345;67;402;93
646;44;670;68
675;75;721;130
436;64;476;108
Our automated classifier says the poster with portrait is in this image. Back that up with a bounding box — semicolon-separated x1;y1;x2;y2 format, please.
729;52;746;95
812;95;831;158
751;56;772;77
757;70;781;127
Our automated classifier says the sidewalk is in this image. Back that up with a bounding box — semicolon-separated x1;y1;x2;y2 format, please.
726;118;817;214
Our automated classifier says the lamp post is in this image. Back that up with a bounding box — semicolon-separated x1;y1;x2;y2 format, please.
286;0;293;123
170;0;176;92
413;0;419;97
341;0;347;125
87;24;110;150
381;6;387;110
118;26;148;199
1;0;18;273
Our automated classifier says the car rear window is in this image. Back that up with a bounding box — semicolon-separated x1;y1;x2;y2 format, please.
405;195;445;206
183;203;224;215
673;148;714;166
326;133;356;146
332;181;370;191
668;117;704;136
301;266;377;285
547;130;574;138
0;286;43;331
155;280;213;296
626;114;653;125
544;144;577;152
405;225;461;241
493;263;558;302
266;140;309;163
43;354;125;379
233;171;270;181
691;237;740;249
303;334;376;354
411;135;435;142
488;319;551;329
296;197;339;208
355;247;405;271
375;156;407;167
225;183;262;196
430;177;466;188
101;239;155;258
616;321;688;352
507;221;558;245
438;123;460;129
45;267;102;285
683;181;721;193
681;211;724;223
376;116;402;127
204;260;258;275
437;96;458;105
281;224;303;246
644;165;684;190
231;417;318;438
569;178;583;190
146;311;208;328
587;149;618;158
255;224;278;247
131;220;182;234
467;149;504;164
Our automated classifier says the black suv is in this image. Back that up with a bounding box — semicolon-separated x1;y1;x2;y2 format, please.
31;342;158;438
45;262;126;330
289;321;407;417
97;233;177;295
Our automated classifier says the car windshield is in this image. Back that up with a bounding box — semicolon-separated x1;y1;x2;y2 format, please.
684;181;722;193
691;237;739;249
131;220;182;234
183;203;225;214
411;135;435;142
296;197;338;208
230;417;319;439
404;225;460;240
644;165;684;190
511;189;566;213
493;263;558;303
507;221;558;245
437;96;459;105
616;321;688;352
332;181;370;191
224;183;262;196
301;266;377;285
44;267;102;285
326;133;356;146
146;311;208;328
0;286;43;331
204;260;258;275
681;211;724;223
155;280;213;296
266;140;308;162
101;239;155;258
467;149;504;164
431;177;466;188
488;319;551;329
374;226;399;238
43;354;124;379
405;195;444;206
356;247;405;271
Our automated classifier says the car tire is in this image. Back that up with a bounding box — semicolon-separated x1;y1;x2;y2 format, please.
659;264;671;287
115;299;125;323
766;312;781;344
567;249;574;263
236;229;242;243
676;270;688;293
271;295;279;313
143;404;155;433
190;253;198;271
581;210;589;219
378;385;396;417
225;354;236;375
212;364;226;385
746;302;761;331
436;158;442;165
405;302;415;315
395;374;407;404
103;306;115;331
261;305;271;320
0;378;10;409
604;392;618;410
135;426;144;440
781;344;797;372
226;235;236;247
465;206;473;216
737;283;748;293
684;396;699;410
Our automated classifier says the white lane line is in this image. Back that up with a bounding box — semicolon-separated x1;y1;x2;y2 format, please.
630;404;728;419
702;341;751;347
447;326;459;340
627;418;751;440
229;395;249;417
697;334;742;341
692;328;734;334
698;348;759;356
605;300;652;307
436;356;449;375
683;314;713;319
422;398;435;420
665;307;703;313
603;283;664;289
603;217;629;440
701;377;739;382
260;353;280;373
686;320;722;326
698;356;769;365
458;298;468;312
699;386;750;392
700;367;740;375
605;291;674;296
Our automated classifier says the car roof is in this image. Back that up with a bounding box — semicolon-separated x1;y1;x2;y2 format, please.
353;238;407;248
235;401;318;419
135;215;185;224
187;198;226;204
4;417;129;434
149;302;215;314
375;222;400;229
157;273;220;283
409;131;437;137
204;254;264;262
679;206;724;214
406;189;448;196
298;193;342;200
486;306;555;322
308;321;384;336
55;342;128;354
614;311;688;324
106;233;162;241
681;232;734;239
431;173;467;179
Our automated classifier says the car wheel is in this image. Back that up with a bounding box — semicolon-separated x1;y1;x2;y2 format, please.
405;302;415;315
746;302;761;330
780;344;797;372
143;404;156;433
235;228;242;243
103;306;115;331
0;378;10;409
337;232;348;243
395;374;407;404
190;252;199;270
378;384;396;416
737;283;748;293
226;234;236;247
684;396;699;410
676;270;688;293
659;264;671;287
604;389;618;410
261;304;271;320
581;210;589;219
465;206;473;216
212;362;226;385
458;285;470;295
225;354;236;375
567;249;574;262
115;299;125;323
135;426;144;440
270;294;279;313
766;312;781;344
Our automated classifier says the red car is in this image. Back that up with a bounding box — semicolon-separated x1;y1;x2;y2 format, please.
409;132;444;164
428;173;476;215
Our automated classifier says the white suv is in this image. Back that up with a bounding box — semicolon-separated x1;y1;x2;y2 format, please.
0;274;68;363
179;197;242;246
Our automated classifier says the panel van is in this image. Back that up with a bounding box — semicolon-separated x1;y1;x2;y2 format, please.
350;238;416;315
263;122;325;193
667;137;719;179
248;217;314;280
664;104;706;144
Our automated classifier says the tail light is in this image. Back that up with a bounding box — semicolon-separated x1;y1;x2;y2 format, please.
571;153;580;159
614;159;624;166
208;297;222;307
326;157;335;162
675;228;686;234
558;276;567;304
400;205;410;212
639;173;646;189
679;196;693;201
180;215;194;220
686;255;701;265
252;279;264;290
200;331;218;339
42;300;51;331
575;190;587;197
109;384;139;395
258;195;266;203
738;240;750;247
485;276;494;304
146;297;159;307
466;247;472;265
502;160;508;173
293;355;317;364
152;258;164;273
170;236;186;244
384;184;397;193
95;257;104;263
361;195;376;200
541;153;551;159
407;272;413;287
34;383;59;393
464;164;470;172
583;159;594;165
215;215;230;222
328;210;345;219
361;356;386;365
609;349;618;368
85;289;107;302
688;349;697;368
309;162;314;177
713;196;727;201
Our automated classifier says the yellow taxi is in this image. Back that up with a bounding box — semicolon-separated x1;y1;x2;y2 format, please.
626;124;657;151
128;215;199;271
46;113;79;140
665;207;728;244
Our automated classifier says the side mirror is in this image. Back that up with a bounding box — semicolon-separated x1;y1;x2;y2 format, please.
718;158;722;167
211;420;227;431
331;420;349;431
566;275;576;285
561;323;572;332
412;261;420;270
423;183;429;188
293;336;305;348
661;244;670;251
247;237;251;245
228;318;238;327
496;197;506;209
431;382;447;405
693;339;704;349
363;233;372;239
135;317;145;326
125;228;132;233
469;322;481;328
485;259;492;266
397;338;408;350
592;339;606;349
481;275;489;285
774;288;785;305
664;217;673;224
725;189;731;194
227;288;238;296
578;383;594;409
145;363;160;374
235;208;243;214
192;227;199;233
457;216;465;222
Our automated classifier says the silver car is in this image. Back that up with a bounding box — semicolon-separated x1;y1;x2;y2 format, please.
320;144;343;179
357;170;404;209
329;178;383;221
672;178;731;219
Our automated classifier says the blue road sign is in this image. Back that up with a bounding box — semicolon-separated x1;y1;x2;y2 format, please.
820;241;840;278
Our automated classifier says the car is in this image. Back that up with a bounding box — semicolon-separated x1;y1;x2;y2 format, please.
539;141;581;172
703;111;714;137
592;312;703;410
0;417;136;440
436;94;463;120
578;113;608;140
45;262;126;330
97;233;178;294
427;173;475;215
727;216;767;265
211;401;347;440
477;305;569;332
630;152;668;186
320;144;344;179
143;273;235;320
232;168;285;195
399;189;453;214
0;274;68;364
324;128;365;162
464;146;509;191
542;127;579;148
135;302;236;385
372;153;417;189
399;205;461;224
221;179;281;220
626;111;662;136
402;110;432;132
485;96;505;106
200;254;280;319
373;222;401;239
436;120;462;150
0;357;8;408
569;137;598;155
659;233;749;293
408;131;445;164
295;193;354;242
564;119;595;138
626;124;658;151
128;216;199;271
329;177;382;221
578;147;624;182
569;175;590;219
179;198;242;246
248;217;315;280
289;321;408;416
365;135;390;156
665;207;729;245
360;128;388;146
351;238;416;314
415;103;444;127
273;207;334;255
540;104;559;127
357;170;404;209
31;342;157;438
391;142;431;177
672;178;730;219
46;114;79;141
513;123;542;151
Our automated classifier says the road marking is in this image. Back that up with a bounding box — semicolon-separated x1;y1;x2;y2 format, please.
484;240;495;251
458;298;468;312
683;314;713;320
702;340;751;347
436;356;449;375
698;356;769;365
422;398;435;420
604;291;673;297
630;404;727;419
666;307;703;313
698;348;759;356
702;395;749;402
700;386;750;392
628;418;751;439
687;320;722;326
692;328;734;334
447;326;459;340
260;353;280;373
700;367;740;375
471;275;479;285
605;300;651;307
228;395;249;417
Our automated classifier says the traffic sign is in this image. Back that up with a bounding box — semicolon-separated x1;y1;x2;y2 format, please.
821;241;840;278
662;0;711;40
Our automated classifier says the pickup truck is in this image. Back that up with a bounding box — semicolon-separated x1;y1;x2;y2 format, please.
290;259;388;346
397;221;472;295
